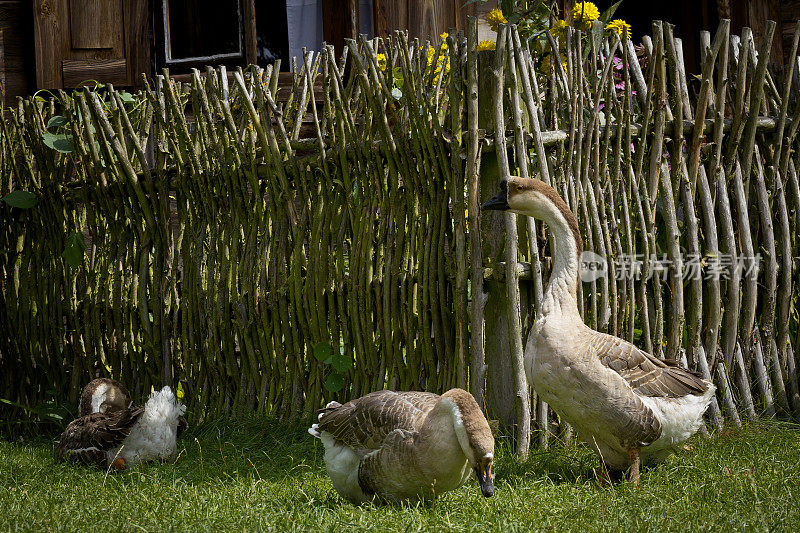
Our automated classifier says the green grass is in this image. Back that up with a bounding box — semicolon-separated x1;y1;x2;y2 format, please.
1;419;798;532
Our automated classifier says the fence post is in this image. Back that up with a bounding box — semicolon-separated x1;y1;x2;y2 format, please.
476;46;518;429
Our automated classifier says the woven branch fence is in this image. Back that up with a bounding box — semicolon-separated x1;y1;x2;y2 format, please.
2;18;800;448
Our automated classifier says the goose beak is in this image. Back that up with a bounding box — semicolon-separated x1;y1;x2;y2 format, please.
480;184;509;211
475;463;494;497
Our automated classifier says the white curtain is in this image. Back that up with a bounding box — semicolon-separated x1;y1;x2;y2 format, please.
286;0;323;69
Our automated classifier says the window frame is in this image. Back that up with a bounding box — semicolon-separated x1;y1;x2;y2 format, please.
158;0;249;70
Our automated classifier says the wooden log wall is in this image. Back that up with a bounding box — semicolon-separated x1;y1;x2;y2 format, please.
2;19;800;446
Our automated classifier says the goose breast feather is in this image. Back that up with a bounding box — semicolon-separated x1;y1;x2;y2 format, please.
531;322;663;449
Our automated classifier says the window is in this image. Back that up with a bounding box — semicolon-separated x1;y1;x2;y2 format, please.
256;0;289;67
161;0;244;68
157;0;371;73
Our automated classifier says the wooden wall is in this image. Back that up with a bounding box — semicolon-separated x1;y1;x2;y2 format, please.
778;1;800;67
723;0;800;68
558;0;798;70
0;0;34;105
374;0;476;41
32;0;151;90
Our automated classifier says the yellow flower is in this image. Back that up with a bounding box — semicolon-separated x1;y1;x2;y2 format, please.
477;40;496;51
540;53;567;74
551;19;569;37
376;53;387;71
440;31;449;50
606;19;632;40
571;1;600;30
487;8;507;32
426;45;450;76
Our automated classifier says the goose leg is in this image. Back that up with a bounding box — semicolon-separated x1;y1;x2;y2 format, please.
627;449;640;485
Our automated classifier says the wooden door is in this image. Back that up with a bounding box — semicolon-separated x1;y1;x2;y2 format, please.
32;0;150;89
374;0;462;42
322;0;359;59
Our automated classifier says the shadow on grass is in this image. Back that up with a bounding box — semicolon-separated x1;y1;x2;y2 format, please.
154;416;325;484
487;436;598;486
1;415;323;486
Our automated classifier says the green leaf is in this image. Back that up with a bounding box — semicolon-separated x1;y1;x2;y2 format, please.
324;373;345;393
62;230;86;268
2;190;37;209
42;132;75;153
313;341;333;364
591;19;605;51
393;67;404;90
118;91;136;104
331;351;352;373
33;402;65;421
582;20;606;62
46;115;69;129
0;398;29;411
599;0;624;24
75;109;97;133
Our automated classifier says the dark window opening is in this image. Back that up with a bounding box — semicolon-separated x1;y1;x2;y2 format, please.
156;0;345;74
256;0;290;68
162;0;243;65
614;0;718;75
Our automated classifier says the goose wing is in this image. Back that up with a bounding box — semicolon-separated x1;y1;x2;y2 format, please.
357;429;417;500
595;333;710;397
393;391;440;413
317;390;438;450
56;407;144;466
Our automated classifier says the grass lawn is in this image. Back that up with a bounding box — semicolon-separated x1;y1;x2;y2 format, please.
1;418;798;532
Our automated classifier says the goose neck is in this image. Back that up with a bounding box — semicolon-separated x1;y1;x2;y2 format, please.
416;402;470;478
541;223;581;317
523;201;581;318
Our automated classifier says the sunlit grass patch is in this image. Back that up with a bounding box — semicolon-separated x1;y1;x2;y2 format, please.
1;419;798;531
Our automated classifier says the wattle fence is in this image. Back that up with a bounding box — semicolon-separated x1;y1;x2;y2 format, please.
2;18;799;448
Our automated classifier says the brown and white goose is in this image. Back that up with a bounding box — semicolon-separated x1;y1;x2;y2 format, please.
482;177;715;484
309;389;495;503
57;384;186;469
79;378;188;435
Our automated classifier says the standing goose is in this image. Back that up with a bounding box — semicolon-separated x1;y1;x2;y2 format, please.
309;389;495;503
482;177;715;484
57;386;186;469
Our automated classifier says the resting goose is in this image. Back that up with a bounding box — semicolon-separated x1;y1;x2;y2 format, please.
79;378;188;435
57;386;186;469
309;389;495;503
482;177;715;484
